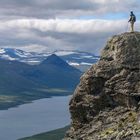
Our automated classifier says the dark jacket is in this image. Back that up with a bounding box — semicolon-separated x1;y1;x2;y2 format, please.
129;13;136;22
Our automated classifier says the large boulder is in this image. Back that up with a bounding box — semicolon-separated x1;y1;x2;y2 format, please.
64;32;140;140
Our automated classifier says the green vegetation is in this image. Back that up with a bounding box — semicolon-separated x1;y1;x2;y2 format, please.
0;95;29;110
0;88;72;110
19;126;69;140
38;88;71;94
99;111;140;139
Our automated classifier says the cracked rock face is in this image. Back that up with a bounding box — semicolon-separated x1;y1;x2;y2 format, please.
64;32;140;140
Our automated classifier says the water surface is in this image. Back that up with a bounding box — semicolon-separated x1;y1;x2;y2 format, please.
0;96;71;140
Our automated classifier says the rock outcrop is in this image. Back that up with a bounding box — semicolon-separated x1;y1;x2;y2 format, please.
64;32;140;140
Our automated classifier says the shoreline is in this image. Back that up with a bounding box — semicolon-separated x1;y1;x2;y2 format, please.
19;126;70;140
0;91;72;110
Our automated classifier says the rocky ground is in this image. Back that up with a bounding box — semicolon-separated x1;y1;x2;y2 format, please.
64;32;140;140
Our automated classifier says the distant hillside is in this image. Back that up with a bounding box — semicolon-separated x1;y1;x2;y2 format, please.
0;54;81;109
0;54;81;91
0;48;99;71
19;126;69;140
53;50;99;71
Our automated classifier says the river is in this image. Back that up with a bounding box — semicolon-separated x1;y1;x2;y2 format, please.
0;96;71;140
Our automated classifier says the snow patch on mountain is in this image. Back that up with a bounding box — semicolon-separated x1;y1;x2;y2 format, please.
80;62;93;65
0;48;5;54
1;54;16;60
54;50;75;56
69;62;80;66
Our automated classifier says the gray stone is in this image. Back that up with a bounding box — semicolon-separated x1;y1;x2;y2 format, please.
64;32;140;140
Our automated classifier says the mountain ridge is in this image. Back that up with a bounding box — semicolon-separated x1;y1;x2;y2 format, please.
40;54;69;67
0;48;99;71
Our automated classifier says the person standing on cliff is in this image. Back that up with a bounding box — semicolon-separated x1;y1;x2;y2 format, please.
128;11;136;32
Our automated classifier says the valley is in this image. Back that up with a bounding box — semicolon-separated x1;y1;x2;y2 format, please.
0;48;97;139
0;53;82;109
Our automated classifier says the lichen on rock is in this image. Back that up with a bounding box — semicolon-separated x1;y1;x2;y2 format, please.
64;32;140;140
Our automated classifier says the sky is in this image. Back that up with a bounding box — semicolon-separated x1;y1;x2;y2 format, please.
0;0;140;55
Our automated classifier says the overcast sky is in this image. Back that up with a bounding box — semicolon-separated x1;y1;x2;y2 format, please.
0;0;140;55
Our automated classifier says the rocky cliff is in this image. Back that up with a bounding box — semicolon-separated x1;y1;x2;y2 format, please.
64;32;140;140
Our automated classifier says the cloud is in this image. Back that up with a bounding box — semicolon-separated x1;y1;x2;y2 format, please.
0;18;134;54
0;19;127;33
0;0;139;19
0;1;139;55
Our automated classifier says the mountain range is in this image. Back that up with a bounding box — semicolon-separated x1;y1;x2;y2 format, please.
0;54;81;97
0;48;99;109
0;48;99;71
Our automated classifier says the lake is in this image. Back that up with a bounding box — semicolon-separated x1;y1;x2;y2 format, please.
0;96;71;140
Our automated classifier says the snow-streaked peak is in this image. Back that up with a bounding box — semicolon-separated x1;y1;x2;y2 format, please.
0;48;99;71
69;62;80;66
1;54;16;60
0;48;6;54
53;50;97;57
53;50;75;56
80;62;93;65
